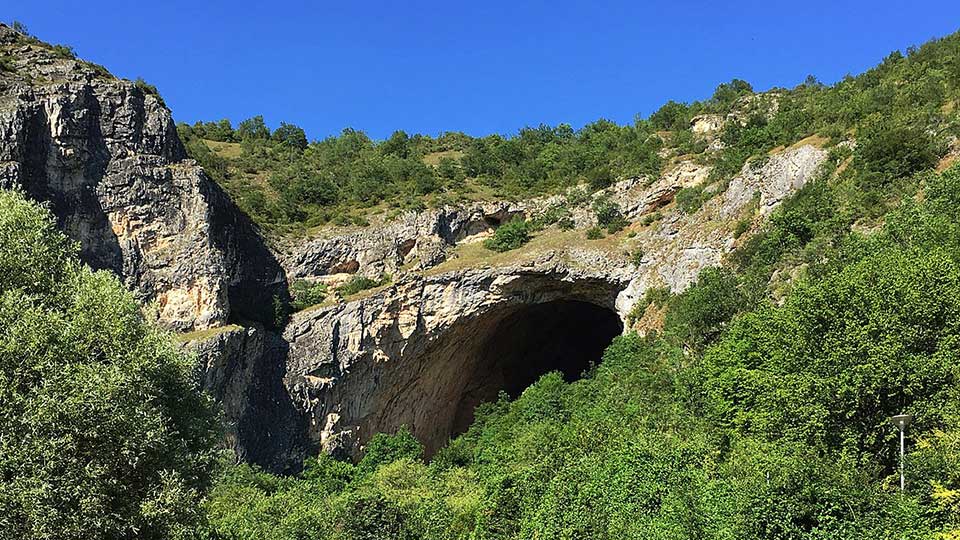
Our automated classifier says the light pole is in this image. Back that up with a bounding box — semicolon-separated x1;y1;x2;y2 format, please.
889;413;912;492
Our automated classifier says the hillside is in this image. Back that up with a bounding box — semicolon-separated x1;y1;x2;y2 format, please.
0;19;960;540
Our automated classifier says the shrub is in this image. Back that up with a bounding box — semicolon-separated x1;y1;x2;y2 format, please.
587;167;614;190
336;274;391;297
290;279;328;311
592;197;628;233
585;226;604;239
854;121;943;185
0;55;15;73
484;219;530;252
675;186;705;214
641;211;662;226
733;217;751;238
51;44;75;58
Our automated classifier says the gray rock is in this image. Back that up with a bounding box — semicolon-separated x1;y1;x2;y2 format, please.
0;25;286;331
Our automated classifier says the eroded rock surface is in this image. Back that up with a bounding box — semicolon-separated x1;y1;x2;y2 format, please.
0;25;286;330
282;201;524;281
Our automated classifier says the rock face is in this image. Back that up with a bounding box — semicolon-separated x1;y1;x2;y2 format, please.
0;25;286;330
283;201;524;282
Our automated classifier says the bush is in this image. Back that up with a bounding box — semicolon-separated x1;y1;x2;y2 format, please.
854;120;943;185
585;226;604;239
484;219;530;252
675;186;705;214
290;279;328;311
336;274;391;297
592;197;628;233
587;167;614;190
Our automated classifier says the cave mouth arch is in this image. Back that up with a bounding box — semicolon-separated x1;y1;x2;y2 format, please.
449;300;624;438
370;298;623;457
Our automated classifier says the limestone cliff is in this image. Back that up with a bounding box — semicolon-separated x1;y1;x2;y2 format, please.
0;25;286;331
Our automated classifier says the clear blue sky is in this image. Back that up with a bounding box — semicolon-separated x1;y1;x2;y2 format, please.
7;1;960;141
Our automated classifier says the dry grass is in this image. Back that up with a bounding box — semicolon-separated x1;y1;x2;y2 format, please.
422;150;464;167
937;137;960;172
426;226;629;276
204;139;243;159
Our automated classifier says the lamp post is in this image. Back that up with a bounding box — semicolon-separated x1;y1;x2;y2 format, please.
889;413;912;492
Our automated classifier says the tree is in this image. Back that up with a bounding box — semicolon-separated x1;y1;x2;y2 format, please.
380;130;411;158
236;115;271;140
0;190;218;539
272;122;308;150
711;79;754;106
649;100;691;131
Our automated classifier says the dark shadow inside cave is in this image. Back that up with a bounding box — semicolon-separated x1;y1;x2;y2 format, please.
367;297;624;457
448;300;624;442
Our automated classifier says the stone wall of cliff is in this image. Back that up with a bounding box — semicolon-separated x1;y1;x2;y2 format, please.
0;25;287;331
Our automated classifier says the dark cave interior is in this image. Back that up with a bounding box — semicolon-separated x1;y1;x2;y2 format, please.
449;300;624;438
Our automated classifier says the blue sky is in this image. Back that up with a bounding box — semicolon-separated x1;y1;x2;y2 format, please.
7;1;960;141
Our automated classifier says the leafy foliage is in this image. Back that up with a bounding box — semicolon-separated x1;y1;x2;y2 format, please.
483;219;531;252
0;190;218;539
289;279;328;311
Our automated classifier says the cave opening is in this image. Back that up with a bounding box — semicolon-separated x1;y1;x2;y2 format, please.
371;298;623;456
448;300;624;438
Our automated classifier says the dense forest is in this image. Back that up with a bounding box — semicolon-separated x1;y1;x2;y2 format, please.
3;22;960;540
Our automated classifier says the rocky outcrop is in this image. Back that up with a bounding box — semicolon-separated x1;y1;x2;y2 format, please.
282;201;524;281
615;144;827;314
0;25;286;330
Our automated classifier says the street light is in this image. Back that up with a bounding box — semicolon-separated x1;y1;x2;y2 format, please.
889;413;912;492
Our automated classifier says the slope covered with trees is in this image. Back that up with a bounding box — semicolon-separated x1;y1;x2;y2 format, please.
180;31;957;237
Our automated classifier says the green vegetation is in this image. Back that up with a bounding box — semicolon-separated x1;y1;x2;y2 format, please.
483;218;531;252
177;119;664;235
675;185;707;213
591;196;628;233
290;279;328;311
0;191;218;539
335;274;391;298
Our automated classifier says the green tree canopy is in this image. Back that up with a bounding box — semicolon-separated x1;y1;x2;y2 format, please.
0;190;219;539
